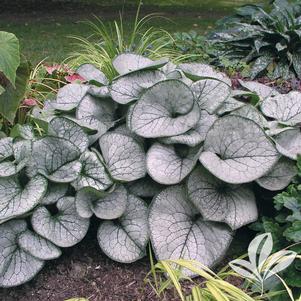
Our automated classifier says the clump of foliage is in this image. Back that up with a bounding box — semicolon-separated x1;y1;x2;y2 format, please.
209;0;301;79
1;53;301;288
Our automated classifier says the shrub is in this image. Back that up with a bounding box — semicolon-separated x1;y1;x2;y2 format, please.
209;0;301;79
0;53;300;287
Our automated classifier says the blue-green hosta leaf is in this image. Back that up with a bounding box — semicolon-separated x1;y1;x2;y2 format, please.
231;104;268;128
32;137;82;183
40;182;68;205
200;115;279;184
110;70;165;104
149;185;233;272
128;80;200;138
48;117;89;153
126;176;163;198
187;166;258;230
261;92;301;126
0;137;13;161
76;64;109;86
178;63;231;85
18;230;61;260
99;132;146;182
147;143;201;185
97;194;149;263
75;185;127;219
51;84;89;111
191;79;231;114
216;97;245;115
238;80;279;101
274;128;301;160
256;157;297;191
32;197;90;248
160;110;217;147
0;220;44;288
72;151;113;191
0;175;47;221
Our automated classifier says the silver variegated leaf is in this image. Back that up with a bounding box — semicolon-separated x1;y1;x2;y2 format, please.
256;157;297;191
72;151;113;191
75;185;127;219
146;143;201;185
76;64;109;86
216;97;245;115
0;175;47;221
99;132;146;182
40;182;68;205
0;220;44;288
97;194;149;263
149;185;233;273
32;197;90;248
200;115;279;184
88;85;110;98
0;137;13;162
128;80;200;138
187;166;258;230
126;176;163;198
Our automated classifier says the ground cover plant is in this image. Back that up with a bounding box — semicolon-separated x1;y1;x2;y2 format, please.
1;53;301;288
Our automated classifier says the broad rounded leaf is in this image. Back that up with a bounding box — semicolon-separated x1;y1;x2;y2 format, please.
32;197;90;248
97;194;149;263
110;70;165;104
99;132;146;182
275;128;301;160
72;151;113;191
187;166;258;230
32;137;82;183
76;64;108;86
126;176;163;198
0;137;13;161
147;143;200;185
18;230;61;260
256;157;297;191
88;85;110;98
75;185;127;219
0;220;44;288
149;186;233;270
129;80;200;138
52;84;89;111
191;79;231;113
40;182;68;205
200;115;279;184
216;97;245;115
0;175;47;221
160;110;217;146
48;117;89;153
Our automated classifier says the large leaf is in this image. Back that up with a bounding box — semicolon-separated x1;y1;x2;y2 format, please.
40;182;68;205
0;137;13;161
191;78;231;113
99;132;146;182
0;61;30;122
128;80;200;138
32;137;82;183
216;97;245;115
149;185;233;271
51;84;89;111
75;185;127;219
72;150;112;191
32;197;90;247
187;166;258;230
160;110;217;147
261;91;301;126
0;220;44;288
76;64;109;86
256;157;297;191
97;194;149;263
199;115;279;184
250;55;273;79
146;143;200;185
126;176;163;198
0;31;20;85
110;70;165;104
0;175;47;221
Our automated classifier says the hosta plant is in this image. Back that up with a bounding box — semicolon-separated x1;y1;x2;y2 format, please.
1;53;301;287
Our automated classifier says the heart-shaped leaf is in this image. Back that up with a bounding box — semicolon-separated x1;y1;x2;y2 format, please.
199;115;279;184
76;64;109;86
75;185;127;219
128;80;200;138
0;137;13;161
275;128;301;160
40;182;68;205
187;166;258;230
149;185;233;272
126;176;163;198
216;97;245;115
0;175;47;221
146;143;200;185
32;197;90;247
97;194;149;263
99;132;146;182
